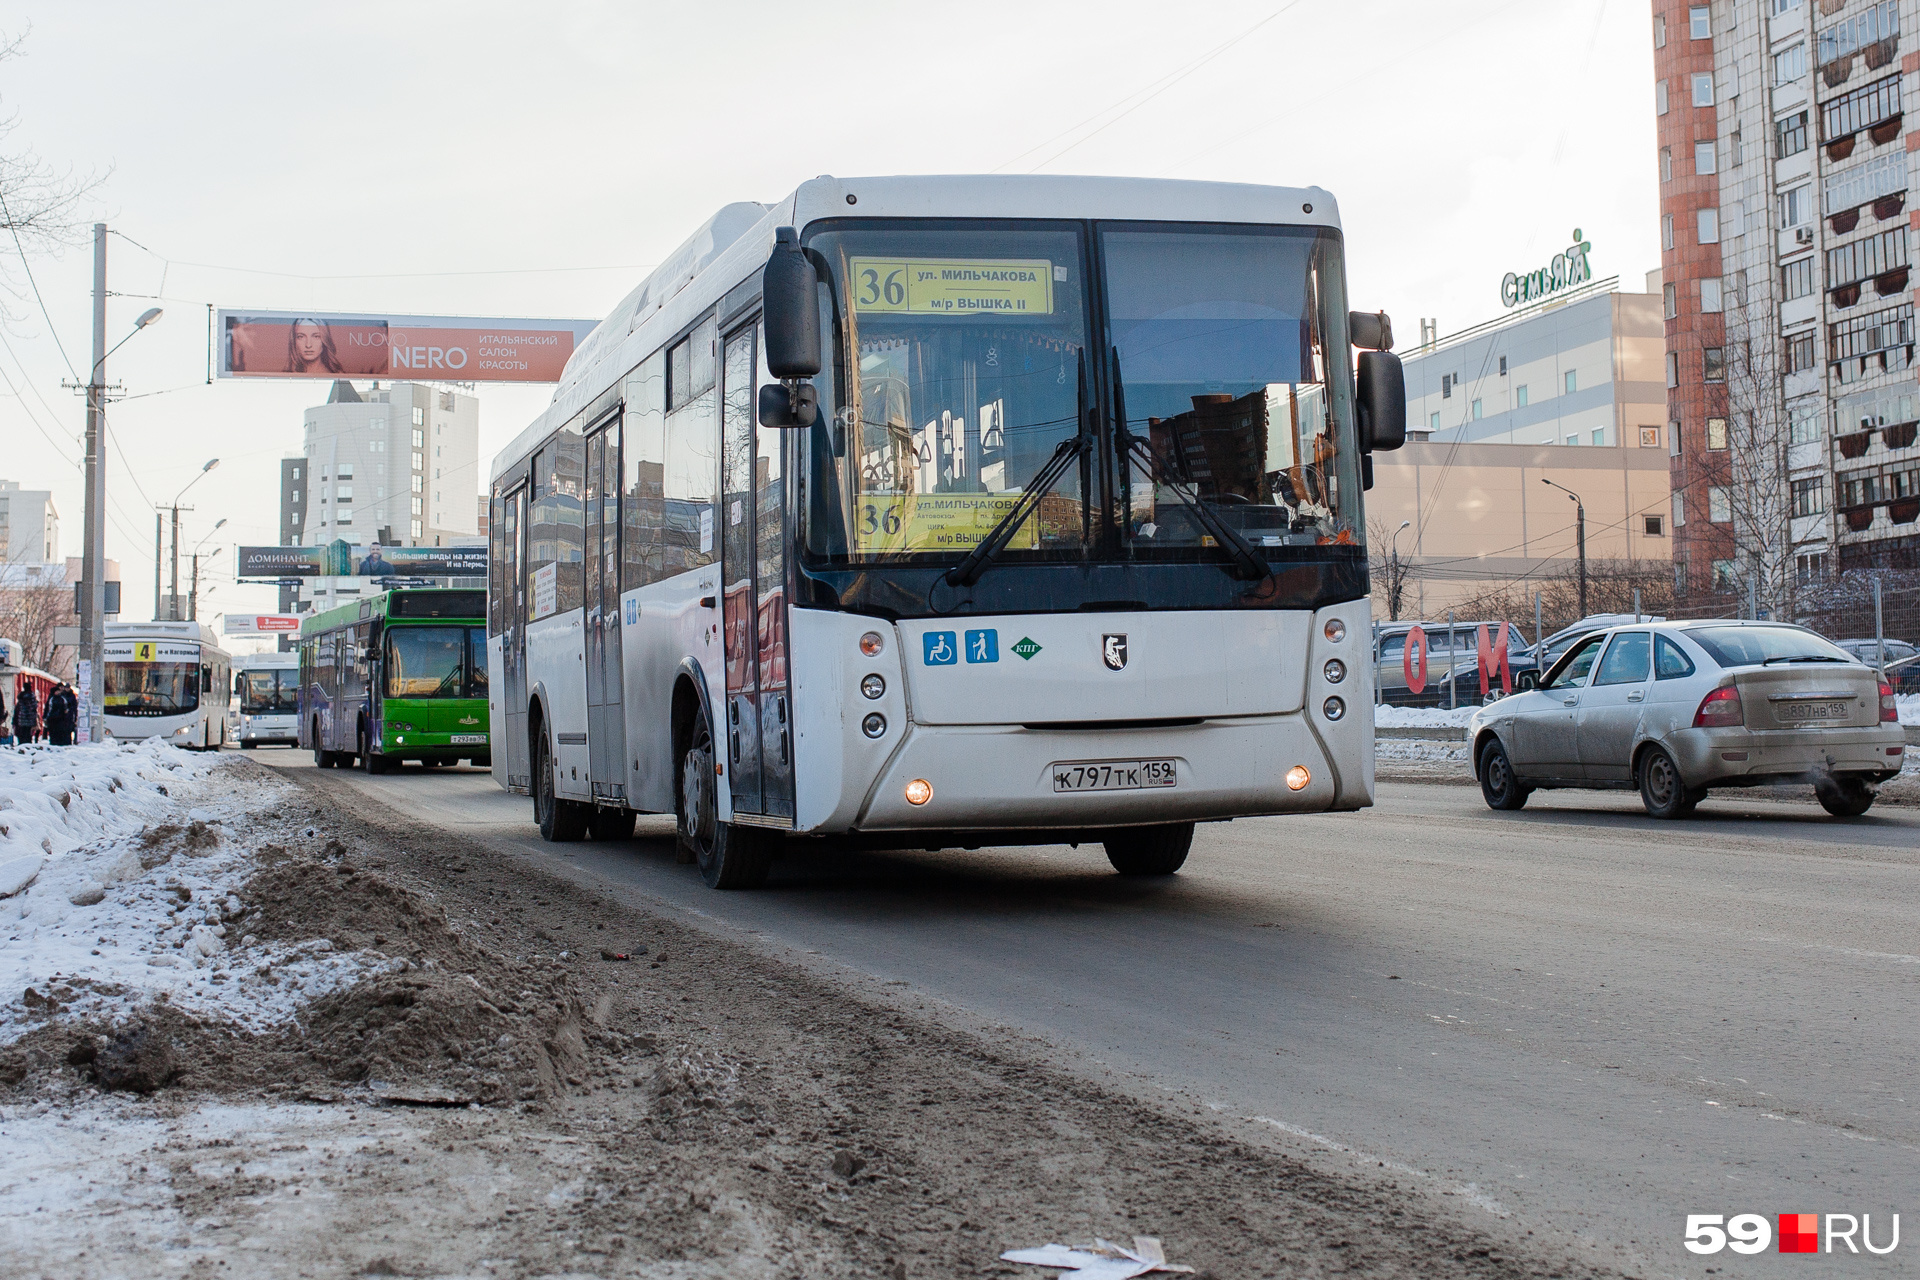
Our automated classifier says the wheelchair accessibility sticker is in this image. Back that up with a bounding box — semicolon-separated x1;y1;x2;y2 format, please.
923;632;958;665
924;629;1001;665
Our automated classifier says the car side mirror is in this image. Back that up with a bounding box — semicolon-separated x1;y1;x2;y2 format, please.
1349;310;1393;351
1356;350;1407;452
762;226;821;380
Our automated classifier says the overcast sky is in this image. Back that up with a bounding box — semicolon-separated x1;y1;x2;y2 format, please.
0;0;1655;647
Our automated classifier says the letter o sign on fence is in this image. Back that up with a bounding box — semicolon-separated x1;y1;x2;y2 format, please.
1404;625;1428;695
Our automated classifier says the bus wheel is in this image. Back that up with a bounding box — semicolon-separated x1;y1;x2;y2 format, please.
534;730;587;841
1103;823;1195;876
313;723;334;769
590;808;636;841
678;707;769;889
360;731;389;775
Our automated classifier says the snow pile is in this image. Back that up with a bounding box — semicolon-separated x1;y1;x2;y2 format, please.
1374;739;1470;766
1373;703;1478;729
1898;693;1918;726
0;741;392;1046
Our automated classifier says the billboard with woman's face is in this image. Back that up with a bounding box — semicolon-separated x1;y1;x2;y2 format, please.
217;310;600;383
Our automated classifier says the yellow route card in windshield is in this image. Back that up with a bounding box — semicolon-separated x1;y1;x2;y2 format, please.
850;259;1055;316
852;492;1041;554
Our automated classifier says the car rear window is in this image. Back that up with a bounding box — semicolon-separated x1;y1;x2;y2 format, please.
1688;626;1854;668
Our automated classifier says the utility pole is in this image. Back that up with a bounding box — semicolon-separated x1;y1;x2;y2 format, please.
154;513;162;620
80;223;107;742
170;504;181;620
1541;478;1587;620
189;553;199;621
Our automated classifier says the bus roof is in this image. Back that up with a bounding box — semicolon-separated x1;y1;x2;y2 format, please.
300;588;486;636
492;174;1340;485
104;619;227;652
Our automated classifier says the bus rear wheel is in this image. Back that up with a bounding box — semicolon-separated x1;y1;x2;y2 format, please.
312;722;334;769
534;728;588;842
1103;823;1195;876
361;730;389;775
678;706;769;889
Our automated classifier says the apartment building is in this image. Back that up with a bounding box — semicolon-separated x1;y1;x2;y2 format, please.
1655;0;1920;615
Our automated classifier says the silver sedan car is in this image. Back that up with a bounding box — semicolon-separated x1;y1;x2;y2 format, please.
1468;620;1906;818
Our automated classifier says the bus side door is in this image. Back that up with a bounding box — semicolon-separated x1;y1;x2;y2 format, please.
501;485;531;791
585;416;628;802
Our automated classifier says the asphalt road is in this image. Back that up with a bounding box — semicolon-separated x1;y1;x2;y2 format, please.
258;749;1920;1272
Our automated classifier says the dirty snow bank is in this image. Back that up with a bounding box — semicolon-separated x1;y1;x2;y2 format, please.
1373;704;1478;728
0;741;393;1046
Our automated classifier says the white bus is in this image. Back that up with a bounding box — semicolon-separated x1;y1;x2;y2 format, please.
103;619;232;750
487;175;1407;888
230;649;300;748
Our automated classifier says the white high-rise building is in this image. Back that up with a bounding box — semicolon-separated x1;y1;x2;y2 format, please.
297;380;481;612
0;479;59;569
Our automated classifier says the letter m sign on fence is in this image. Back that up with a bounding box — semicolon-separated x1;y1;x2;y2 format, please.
1478;623;1512;698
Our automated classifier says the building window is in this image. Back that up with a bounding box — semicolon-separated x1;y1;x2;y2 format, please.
1565;369;1578;395
411;429;424;449
291;489;301;504
1712;558;1738;590
1775;110;1808;159
1701;278;1724;313
1789;399;1824;444
1697;208;1720;244
1673;492;1686;527
1429;411;1440;430
1675;559;1689;594
412;451;424;471
1784;330;1817;373
1823;74;1903;146
1592;428;1606;446
1644;514;1666;536
1654;12;1666;47
1729;128;1742;168
1661;214;1674;251
1472;398;1483;420
1778;186;1811;228
1796;552;1827;583
1692;72;1715;106
410;496;423;516
1640;426;1662;448
1773;43;1806;86
1823;152;1908;216
410;519;422;539
1666;351;1680;387
1825;227;1907;291
1828;301;1913;363
1516;384;1530;408
337;464;352;480
1498;355;1507;376
292;466;300;480
1660;147;1672;182
1690;5;1710;38
1657;79;1670;115
1792;476;1826;516
1664;283;1678;318
1695;140;1717;175
1704;348;1726;382
1709;487;1732;523
1706;417;1729;449
412;407;424;426
1441;373;1453;398
411;474;423;494
1566;434;1580;446
1782;256;1815;300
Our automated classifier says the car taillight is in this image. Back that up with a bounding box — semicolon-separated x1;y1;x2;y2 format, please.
1882;681;1899;724
1693;685;1744;728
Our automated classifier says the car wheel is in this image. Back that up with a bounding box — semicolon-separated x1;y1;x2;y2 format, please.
1477;738;1531;811
1638;746;1698;819
677;705;769;889
1103;823;1195;876
1814;773;1875;818
534;729;588;842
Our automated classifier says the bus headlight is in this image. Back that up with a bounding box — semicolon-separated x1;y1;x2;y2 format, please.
1323;697;1346;721
1324;618;1347;643
174;725;192;736
904;778;933;805
1285;765;1311;791
1323;659;1346;684
861;713;887;739
859;631;885;657
860;674;886;699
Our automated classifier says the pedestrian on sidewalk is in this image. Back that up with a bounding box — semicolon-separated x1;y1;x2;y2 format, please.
0;682;14;748
11;681;37;747
43;681;79;746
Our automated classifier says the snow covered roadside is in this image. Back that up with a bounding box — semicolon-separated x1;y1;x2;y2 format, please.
1900;692;1919;726
0;741;394;1047
1373;704;1477;729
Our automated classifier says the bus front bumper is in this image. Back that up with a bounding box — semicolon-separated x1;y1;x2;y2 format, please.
849;715;1364;832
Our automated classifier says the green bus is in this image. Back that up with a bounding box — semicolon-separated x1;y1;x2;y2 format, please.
298;588;491;773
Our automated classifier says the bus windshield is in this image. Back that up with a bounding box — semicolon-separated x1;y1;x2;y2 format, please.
106;661;199;715
385;625;485;698
801;220;1360;570
239;669;296;714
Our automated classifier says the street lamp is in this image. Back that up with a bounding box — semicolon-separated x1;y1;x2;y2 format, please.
76;240;165;743
189;518;227;622
1388;519;1412;621
1541;478;1587;619
159;458;220;621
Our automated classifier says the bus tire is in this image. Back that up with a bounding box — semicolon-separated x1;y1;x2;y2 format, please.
361;731;389;775
534;728;587;842
590;809;636;841
1103;823;1194;876
678;706;769;889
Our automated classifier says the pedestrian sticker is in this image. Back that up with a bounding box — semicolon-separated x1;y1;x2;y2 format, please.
923;632;958;665
965;629;998;663
1011;636;1042;661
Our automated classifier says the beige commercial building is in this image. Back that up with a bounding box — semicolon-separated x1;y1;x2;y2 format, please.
1374;274;1673;617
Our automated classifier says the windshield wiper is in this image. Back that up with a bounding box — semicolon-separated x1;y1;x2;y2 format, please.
1111;348;1268;581
1762;655;1847;665
944;355;1092;589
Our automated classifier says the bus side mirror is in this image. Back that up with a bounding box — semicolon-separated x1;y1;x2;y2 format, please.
1356;351;1406;452
762;227;821;380
758;381;818;429
1349;310;1393;351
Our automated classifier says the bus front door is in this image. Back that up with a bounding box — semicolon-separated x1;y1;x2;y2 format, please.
502;486;532;792
719;322;794;823
584;419;627;803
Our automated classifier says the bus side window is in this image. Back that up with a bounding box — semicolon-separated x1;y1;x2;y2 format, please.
623;349;668;592
665;321;719;573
